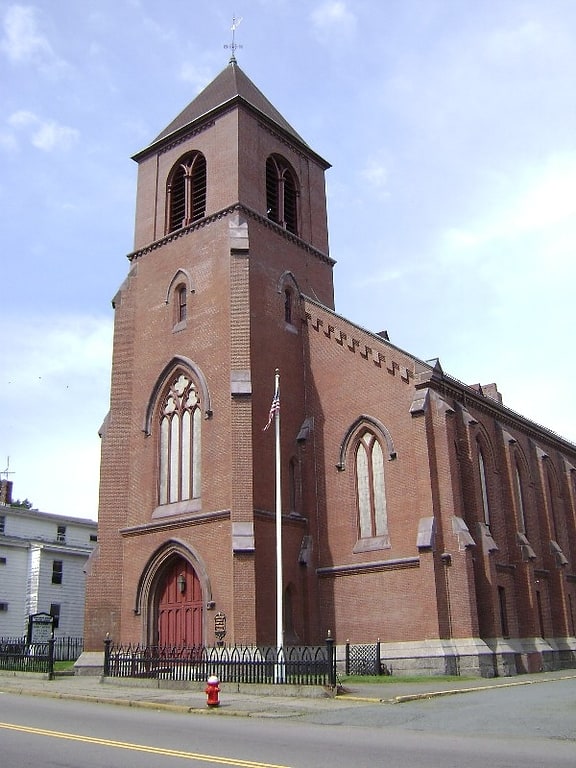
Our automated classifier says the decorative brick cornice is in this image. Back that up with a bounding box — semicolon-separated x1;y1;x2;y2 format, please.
127;203;334;266
258;120;326;167
431;376;576;457
158;120;215;156
304;309;413;384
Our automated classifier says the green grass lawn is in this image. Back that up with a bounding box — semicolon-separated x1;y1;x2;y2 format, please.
54;661;76;672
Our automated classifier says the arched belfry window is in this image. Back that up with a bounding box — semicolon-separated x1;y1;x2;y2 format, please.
158;372;202;505
167;152;207;233
266;154;299;235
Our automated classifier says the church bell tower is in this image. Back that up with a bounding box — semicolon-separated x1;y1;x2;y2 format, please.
84;55;334;649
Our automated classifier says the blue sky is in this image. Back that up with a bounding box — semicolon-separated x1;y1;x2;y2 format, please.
1;0;576;519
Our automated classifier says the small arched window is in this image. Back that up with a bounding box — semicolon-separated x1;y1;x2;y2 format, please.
167;152;207;233
176;284;187;324
266;154;299;235
158;372;202;505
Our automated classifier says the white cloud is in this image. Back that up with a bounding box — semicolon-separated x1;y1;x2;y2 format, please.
0;131;18;152
0;314;112;394
0;5;67;74
440;152;576;259
179;61;214;92
310;1;357;42
361;158;390;192
486;19;547;64
0;314;113;519
7;110;79;151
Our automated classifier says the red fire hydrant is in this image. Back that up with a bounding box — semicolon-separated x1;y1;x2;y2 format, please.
205;675;220;708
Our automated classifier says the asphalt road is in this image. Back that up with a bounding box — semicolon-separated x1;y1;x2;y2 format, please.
1;678;575;767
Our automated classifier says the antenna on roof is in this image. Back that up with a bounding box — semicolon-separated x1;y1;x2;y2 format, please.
224;15;243;63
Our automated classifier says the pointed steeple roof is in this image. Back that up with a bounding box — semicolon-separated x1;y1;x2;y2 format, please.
134;59;327;165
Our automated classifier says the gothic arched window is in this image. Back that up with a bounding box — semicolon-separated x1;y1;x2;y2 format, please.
544;464;560;542
167;152;207;233
158;372;202;505
266;154;299;235
478;448;491;527
514;461;528;536
355;430;388;540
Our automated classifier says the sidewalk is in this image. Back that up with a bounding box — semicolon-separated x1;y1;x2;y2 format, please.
0;669;574;717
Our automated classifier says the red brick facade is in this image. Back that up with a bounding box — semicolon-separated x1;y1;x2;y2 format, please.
85;61;576;676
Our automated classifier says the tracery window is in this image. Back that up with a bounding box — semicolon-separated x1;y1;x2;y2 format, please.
167;152;207;233
159;372;202;505
355;430;388;540
266;154;299;235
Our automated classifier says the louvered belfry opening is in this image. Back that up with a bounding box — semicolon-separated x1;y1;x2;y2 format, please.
266;156;280;224
189;153;206;222
266;154;299;235
167;152;207;233
283;171;298;234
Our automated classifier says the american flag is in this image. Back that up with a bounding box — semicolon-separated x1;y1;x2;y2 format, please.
263;386;280;431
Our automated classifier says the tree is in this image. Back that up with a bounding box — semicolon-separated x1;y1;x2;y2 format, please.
11;498;32;509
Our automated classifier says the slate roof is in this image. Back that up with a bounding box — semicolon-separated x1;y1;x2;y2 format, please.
142;59;312;154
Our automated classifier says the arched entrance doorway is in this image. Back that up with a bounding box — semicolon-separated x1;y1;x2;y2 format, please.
156;556;203;646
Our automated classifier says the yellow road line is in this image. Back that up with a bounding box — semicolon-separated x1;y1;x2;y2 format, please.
0;722;292;768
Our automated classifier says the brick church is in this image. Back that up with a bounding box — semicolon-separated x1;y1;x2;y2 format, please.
84;55;576;676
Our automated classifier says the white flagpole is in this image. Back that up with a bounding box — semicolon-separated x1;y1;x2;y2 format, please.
273;369;284;681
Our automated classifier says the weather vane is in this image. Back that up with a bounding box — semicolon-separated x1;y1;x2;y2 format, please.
224;15;243;62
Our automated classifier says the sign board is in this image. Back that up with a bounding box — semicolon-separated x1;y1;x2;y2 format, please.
214;611;227;642
27;612;53;644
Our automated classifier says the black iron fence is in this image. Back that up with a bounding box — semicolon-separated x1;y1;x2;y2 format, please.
52;636;84;661
0;638;54;676
0;636;83;662
345;640;391;676
104;636;337;687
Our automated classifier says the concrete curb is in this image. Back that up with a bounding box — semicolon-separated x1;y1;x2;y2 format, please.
387;673;576;704
0;686;250;715
333;672;576;705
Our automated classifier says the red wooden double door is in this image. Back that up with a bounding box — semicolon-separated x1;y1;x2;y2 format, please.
157;557;203;647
